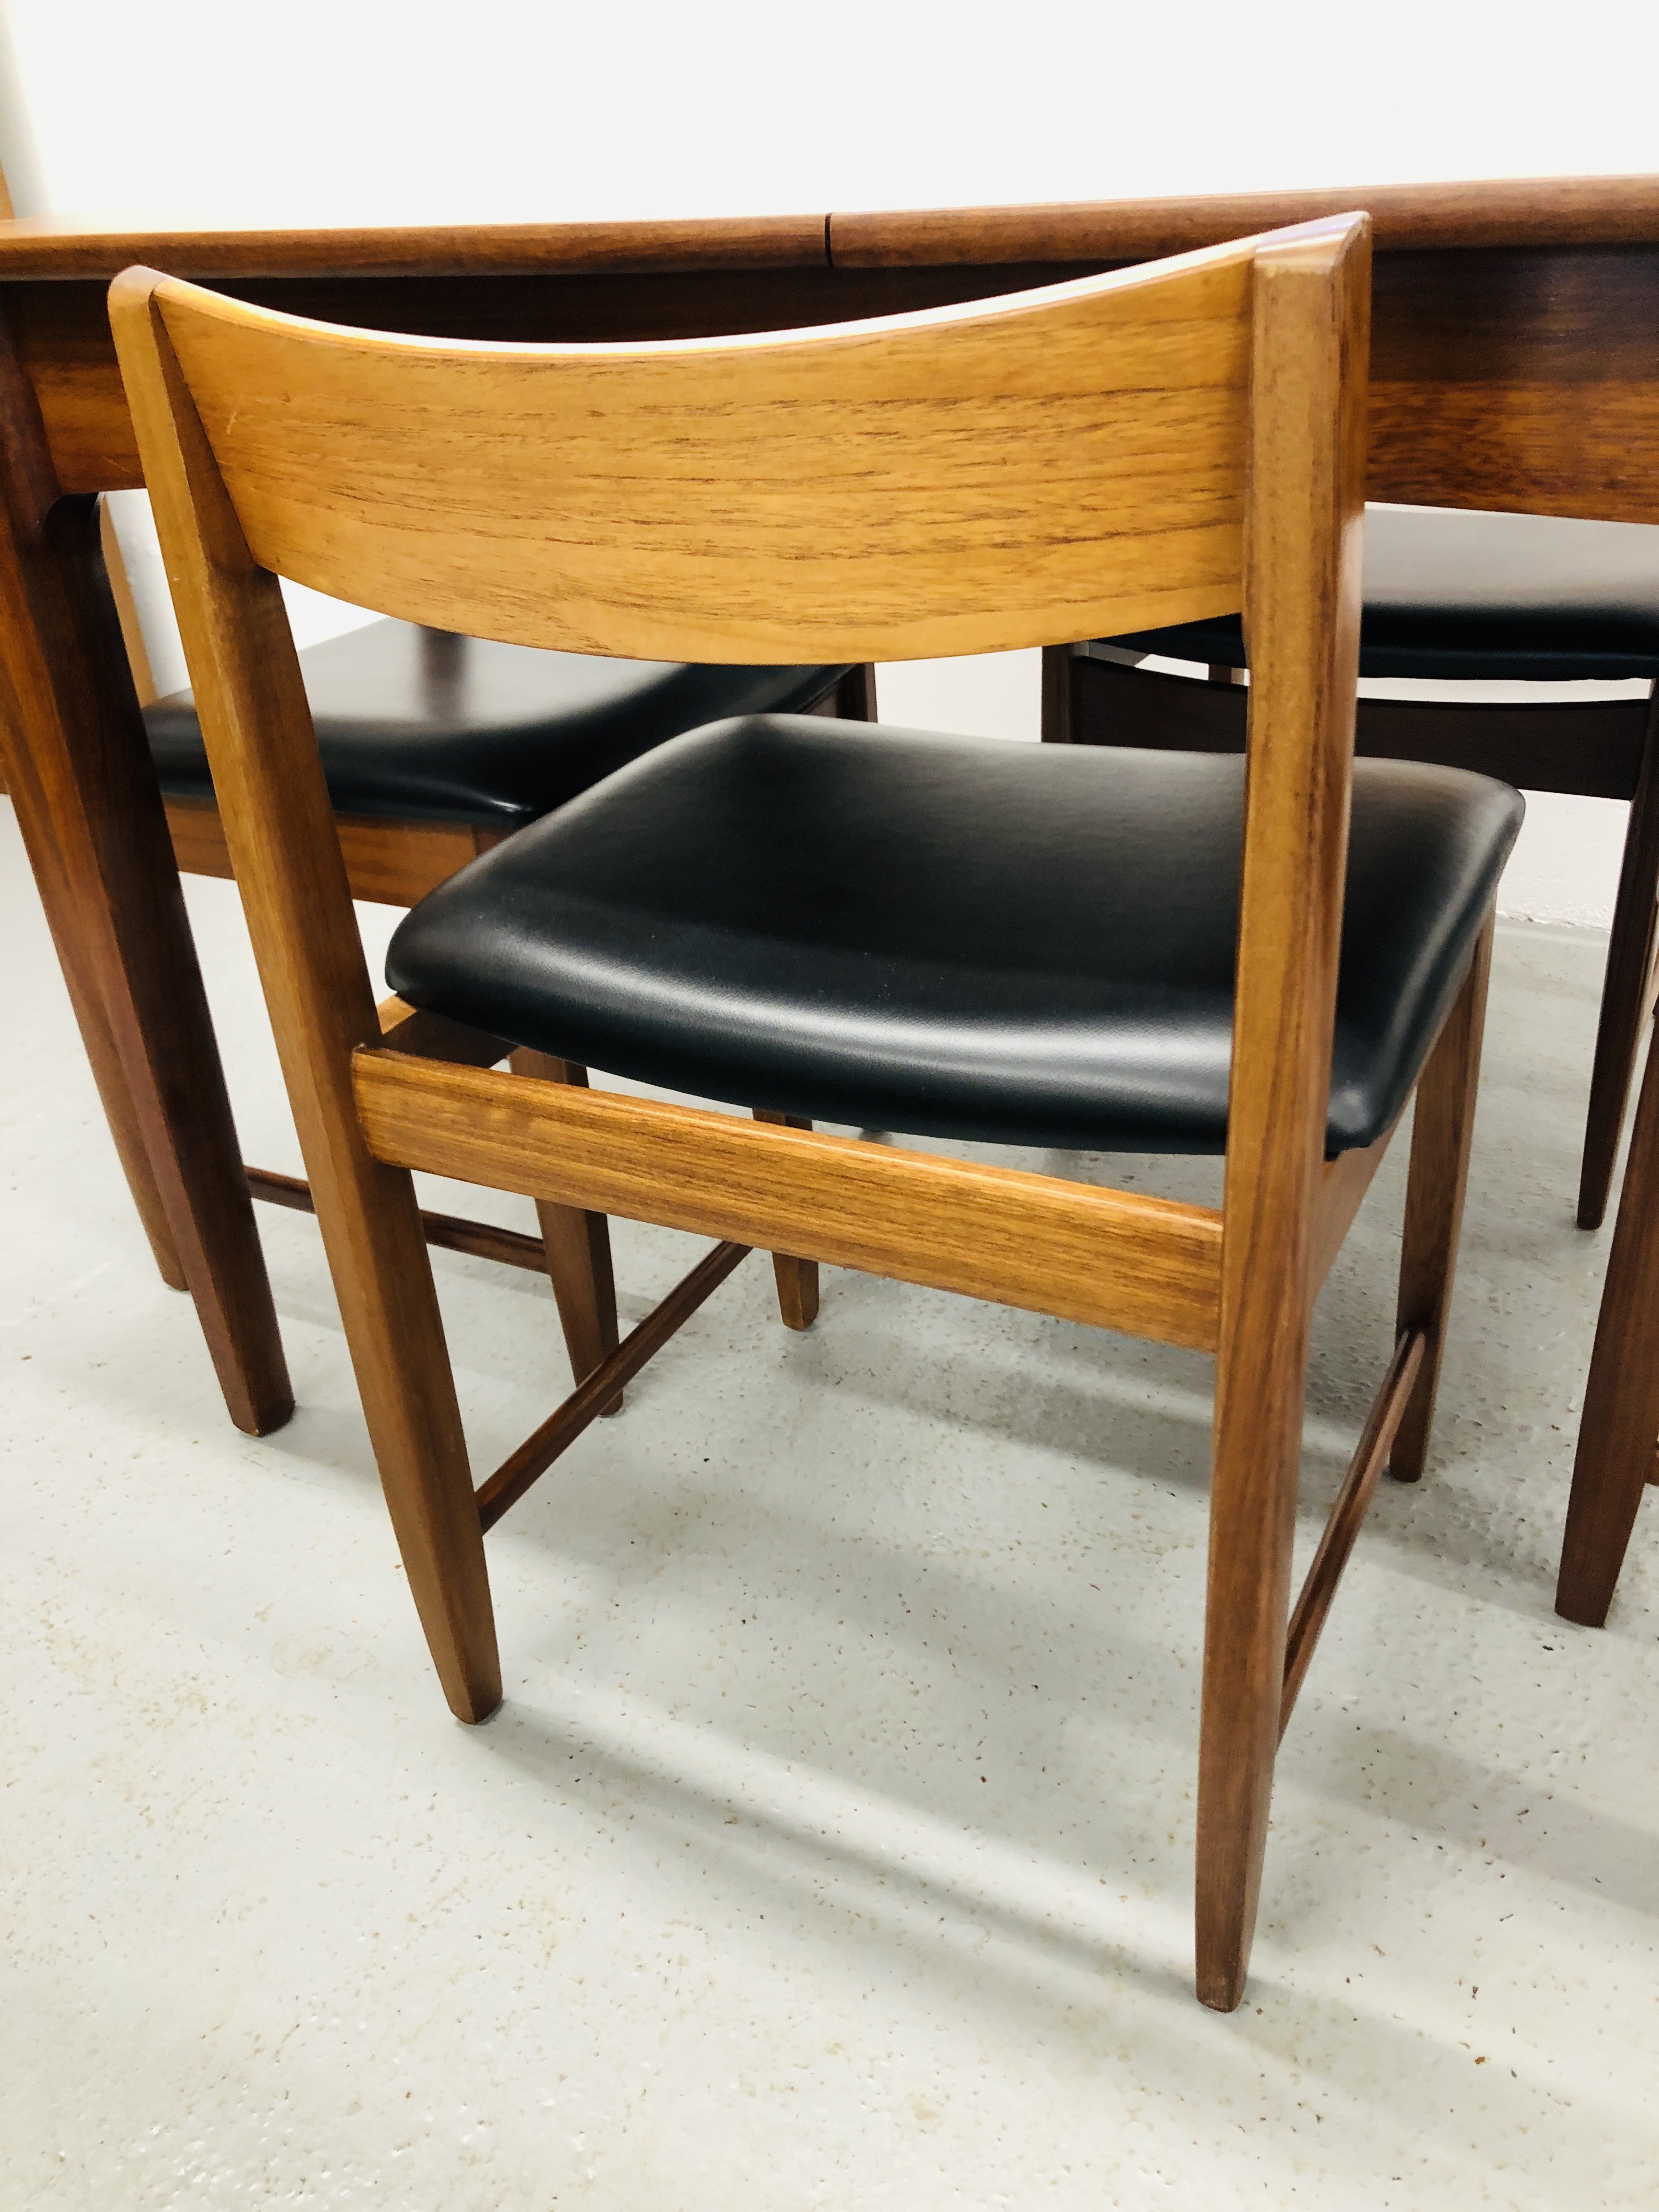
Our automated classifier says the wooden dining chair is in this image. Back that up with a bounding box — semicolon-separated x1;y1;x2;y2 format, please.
111;208;1523;2008
1042;506;1659;1228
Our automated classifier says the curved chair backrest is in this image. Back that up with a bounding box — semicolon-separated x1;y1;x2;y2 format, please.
112;219;1360;668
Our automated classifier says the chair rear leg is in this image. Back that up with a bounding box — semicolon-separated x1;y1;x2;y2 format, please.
509;1049;622;1407
1578;685;1659;1231
1040;644;1075;742
1558;1003;1659;1624
1390;913;1495;1485
832;664;878;722
1197;1314;1308;2011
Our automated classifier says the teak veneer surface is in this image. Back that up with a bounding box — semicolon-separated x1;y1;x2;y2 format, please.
0;211;830;281
140;246;1260;662
828;173;1659;261
10;174;1659;521
164;793;485;907
2;172;1650;280
351;1049;1227;1353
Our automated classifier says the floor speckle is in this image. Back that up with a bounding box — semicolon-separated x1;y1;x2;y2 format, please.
2;802;1655;2209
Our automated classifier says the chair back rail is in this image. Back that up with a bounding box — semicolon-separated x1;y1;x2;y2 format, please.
116;240;1289;664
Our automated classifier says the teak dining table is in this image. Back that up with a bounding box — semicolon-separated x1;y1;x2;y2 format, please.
2;174;1657;1437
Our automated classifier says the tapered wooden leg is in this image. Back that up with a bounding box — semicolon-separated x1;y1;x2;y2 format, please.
44;882;190;1289
1040;643;1075;742
1578;685;1659;1230
1389;913;1495;1485
1556;1001;1659;1624
1197;1306;1307;2012
315;1152;501;1720
508;1049;622;1408
0;345;291;1434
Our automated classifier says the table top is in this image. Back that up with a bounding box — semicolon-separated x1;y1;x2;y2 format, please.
6;174;1658;524
0;172;1655;280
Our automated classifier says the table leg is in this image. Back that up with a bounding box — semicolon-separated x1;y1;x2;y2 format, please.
0;329;292;1434
1556;1006;1659;1624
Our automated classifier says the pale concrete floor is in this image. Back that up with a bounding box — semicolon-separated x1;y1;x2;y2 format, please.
2;797;1656;2210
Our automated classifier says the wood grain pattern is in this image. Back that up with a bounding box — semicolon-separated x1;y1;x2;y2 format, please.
164;791;489;905
352;1051;1226;1352
0;211;830;282
16;266;915;495
12;193;1659;518
1197;216;1370;2013
133;244;1261;662
112;273;499;1721
0;166;177;1293
0;346;290;1431
834;210;1659;524
829;175;1659;263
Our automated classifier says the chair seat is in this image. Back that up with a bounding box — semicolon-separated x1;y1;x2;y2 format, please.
146;619;851;827
386;716;1523;1156
1104;505;1659;682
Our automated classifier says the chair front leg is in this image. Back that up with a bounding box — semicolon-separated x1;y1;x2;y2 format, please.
1390;912;1496;1483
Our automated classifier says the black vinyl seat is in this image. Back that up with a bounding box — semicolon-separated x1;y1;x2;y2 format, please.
386;716;1523;1157
145;618;855;826
1103;505;1659;681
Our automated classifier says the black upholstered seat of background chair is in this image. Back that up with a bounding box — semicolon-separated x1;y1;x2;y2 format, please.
1042;504;1659;1227
151;619;873;903
145;609;872;1378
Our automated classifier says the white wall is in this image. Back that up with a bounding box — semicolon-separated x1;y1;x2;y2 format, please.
3;0;1655;925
